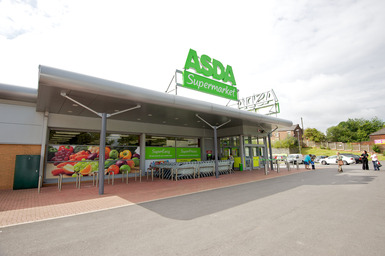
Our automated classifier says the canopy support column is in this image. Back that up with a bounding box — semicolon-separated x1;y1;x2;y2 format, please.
196;114;231;178
98;113;107;195
60;91;141;195
267;126;278;171
268;133;274;170
140;133;146;174
213;126;219;178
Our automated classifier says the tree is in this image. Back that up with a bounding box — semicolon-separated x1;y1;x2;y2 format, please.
272;136;298;148
304;128;326;142
326;117;384;142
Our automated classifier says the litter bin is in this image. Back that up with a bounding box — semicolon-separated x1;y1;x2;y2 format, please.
239;163;243;171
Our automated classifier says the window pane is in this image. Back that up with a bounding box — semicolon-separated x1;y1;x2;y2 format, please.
176;137;198;147
146;136;175;147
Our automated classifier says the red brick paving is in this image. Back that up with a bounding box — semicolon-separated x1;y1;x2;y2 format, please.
0;168;311;227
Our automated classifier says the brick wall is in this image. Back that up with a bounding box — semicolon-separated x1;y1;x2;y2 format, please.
0;144;41;190
370;135;385;151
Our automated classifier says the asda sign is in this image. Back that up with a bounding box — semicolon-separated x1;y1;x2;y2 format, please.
183;49;238;101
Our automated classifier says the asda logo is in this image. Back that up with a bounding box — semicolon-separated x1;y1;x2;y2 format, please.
184;49;236;85
182;49;238;101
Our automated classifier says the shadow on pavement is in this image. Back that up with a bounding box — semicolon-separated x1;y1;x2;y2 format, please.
138;167;376;220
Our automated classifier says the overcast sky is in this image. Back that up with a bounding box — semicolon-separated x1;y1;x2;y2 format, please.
1;0;384;133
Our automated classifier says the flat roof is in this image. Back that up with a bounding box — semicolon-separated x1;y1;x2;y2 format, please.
4;65;293;131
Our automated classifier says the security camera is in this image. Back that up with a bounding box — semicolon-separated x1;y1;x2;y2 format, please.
258;129;264;133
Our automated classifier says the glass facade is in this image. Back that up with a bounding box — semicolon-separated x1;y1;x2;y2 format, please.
45;130;201;181
220;136;240;159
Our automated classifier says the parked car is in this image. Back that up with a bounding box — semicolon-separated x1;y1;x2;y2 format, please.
287;154;304;164
314;155;328;163
273;154;287;160
340;153;361;163
320;155;355;165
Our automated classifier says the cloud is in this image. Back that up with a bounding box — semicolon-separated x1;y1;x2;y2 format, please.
0;0;384;134
0;0;69;39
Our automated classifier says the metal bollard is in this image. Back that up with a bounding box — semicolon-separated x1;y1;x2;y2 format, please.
296;161;299;170
108;172;114;185
264;161;268;175
276;160;280;173
58;174;63;191
38;176;42;193
76;174;82;189
286;161;290;171
93;172;98;186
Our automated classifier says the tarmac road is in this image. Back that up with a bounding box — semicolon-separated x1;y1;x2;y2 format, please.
1;164;385;256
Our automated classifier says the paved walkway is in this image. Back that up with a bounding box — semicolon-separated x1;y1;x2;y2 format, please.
0;167;310;228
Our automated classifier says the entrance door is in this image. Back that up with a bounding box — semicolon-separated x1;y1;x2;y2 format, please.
244;145;265;170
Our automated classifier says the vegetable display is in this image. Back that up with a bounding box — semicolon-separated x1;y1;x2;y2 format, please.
119;150;132;159
48;146;139;177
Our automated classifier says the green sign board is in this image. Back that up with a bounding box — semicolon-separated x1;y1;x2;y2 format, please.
183;71;237;101
183;49;237;101
176;148;201;159
145;147;176;159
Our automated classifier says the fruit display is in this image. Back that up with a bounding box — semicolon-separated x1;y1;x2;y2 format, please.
109;150;119;159
50;147;73;165
126;160;135;168
120;164;131;173
48;145;140;177
119;150;132;159
107;165;120;175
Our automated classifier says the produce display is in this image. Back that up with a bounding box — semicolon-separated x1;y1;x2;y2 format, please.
47;145;140;178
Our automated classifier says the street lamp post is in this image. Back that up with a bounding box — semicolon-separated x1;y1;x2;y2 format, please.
297;128;301;154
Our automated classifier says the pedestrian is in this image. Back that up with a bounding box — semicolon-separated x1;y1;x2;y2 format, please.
228;154;234;171
304;154;311;170
361;150;369;170
371;152;380;171
337;152;343;172
311;155;315;170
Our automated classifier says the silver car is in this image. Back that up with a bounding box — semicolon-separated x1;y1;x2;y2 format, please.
287;154;304;164
320;155;355;165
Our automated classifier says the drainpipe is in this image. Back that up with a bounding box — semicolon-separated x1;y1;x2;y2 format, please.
38;111;49;193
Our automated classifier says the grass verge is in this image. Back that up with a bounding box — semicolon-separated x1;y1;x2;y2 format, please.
301;147;385;161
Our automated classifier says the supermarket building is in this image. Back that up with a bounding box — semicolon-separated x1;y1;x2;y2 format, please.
0;65;292;191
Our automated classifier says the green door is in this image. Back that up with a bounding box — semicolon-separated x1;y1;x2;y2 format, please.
13;155;40;190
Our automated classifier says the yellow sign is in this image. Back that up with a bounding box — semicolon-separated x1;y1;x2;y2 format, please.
253;156;260;167
234;157;241;168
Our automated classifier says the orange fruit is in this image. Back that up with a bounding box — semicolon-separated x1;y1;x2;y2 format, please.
108;164;120;174
79;165;92;175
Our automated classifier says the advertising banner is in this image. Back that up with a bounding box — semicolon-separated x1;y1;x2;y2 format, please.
176;148;201;159
374;139;385;144
145;147;176;159
45;145;140;180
